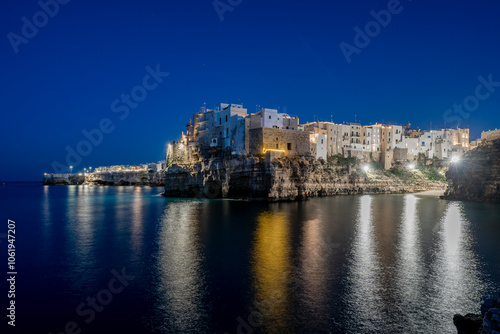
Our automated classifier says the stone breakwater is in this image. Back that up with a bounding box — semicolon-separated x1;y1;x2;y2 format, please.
443;139;500;202
163;156;446;201
43;171;165;186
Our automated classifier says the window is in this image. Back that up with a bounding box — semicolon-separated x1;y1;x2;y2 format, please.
225;115;228;122
321;139;324;144
219;118;221;125
269;115;272;119
226;128;229;136
287;143;292;150
276;144;279;149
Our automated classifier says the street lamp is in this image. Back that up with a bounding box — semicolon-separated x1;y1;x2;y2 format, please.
70;166;73;174
89;167;92;173
363;165;370;172
451;156;460;163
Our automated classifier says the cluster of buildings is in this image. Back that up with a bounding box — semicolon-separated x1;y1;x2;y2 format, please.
167;102;474;169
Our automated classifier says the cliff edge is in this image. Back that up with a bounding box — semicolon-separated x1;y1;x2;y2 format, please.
163;155;446;201
443;139;500;202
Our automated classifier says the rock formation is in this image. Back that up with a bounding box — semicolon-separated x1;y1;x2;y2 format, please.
43;171;165;186
42;174;85;185
444;139;500;202
84;171;165;186
454;294;500;334
163;156;446;201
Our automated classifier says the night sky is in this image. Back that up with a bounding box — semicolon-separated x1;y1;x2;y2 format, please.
1;0;500;181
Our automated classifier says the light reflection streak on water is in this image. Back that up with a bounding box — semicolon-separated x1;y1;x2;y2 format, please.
426;201;485;331
395;194;424;331
299;218;329;315
155;201;207;333
346;195;383;331
251;210;292;333
130;187;144;258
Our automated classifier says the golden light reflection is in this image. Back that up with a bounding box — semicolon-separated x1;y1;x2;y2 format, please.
251;210;292;332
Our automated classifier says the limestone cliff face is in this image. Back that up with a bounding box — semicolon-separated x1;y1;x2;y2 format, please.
43;174;85;185
163;156;445;201
444;139;500;202
84;171;165;186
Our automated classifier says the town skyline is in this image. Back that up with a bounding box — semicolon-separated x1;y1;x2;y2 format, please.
2;0;500;181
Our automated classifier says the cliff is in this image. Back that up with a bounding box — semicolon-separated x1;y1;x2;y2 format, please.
43;174;85;185
84;171;165;186
163;156;446;201
43;171;165;186
443;139;500;202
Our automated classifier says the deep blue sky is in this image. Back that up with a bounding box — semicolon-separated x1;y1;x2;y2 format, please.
1;0;500;181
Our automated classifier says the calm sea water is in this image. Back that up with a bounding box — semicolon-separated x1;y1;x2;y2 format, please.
1;183;499;333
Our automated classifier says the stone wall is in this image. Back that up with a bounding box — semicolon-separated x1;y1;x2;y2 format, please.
249;127;311;157
481;129;500;142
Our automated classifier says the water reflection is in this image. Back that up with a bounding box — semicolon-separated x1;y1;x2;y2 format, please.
154;201;208;333
130;187;145;258
251;210;292;333
345;195;383;331
300;218;328;310
395;194;425;330
426;201;485;331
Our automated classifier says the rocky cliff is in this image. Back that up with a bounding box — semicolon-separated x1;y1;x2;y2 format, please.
444;139;500;202
84;171;165;186
163;156;446;201
43;174;85;185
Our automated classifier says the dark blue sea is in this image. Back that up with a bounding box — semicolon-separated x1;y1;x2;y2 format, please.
1;183;499;333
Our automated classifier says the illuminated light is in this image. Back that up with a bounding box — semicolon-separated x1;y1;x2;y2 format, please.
363;165;370;172
408;163;416;170
451;156;460;163
263;148;286;154
78;173;83;176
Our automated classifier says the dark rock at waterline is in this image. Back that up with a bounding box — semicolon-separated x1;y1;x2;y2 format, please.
455;294;500;334
453;313;482;334
444;139;500;202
